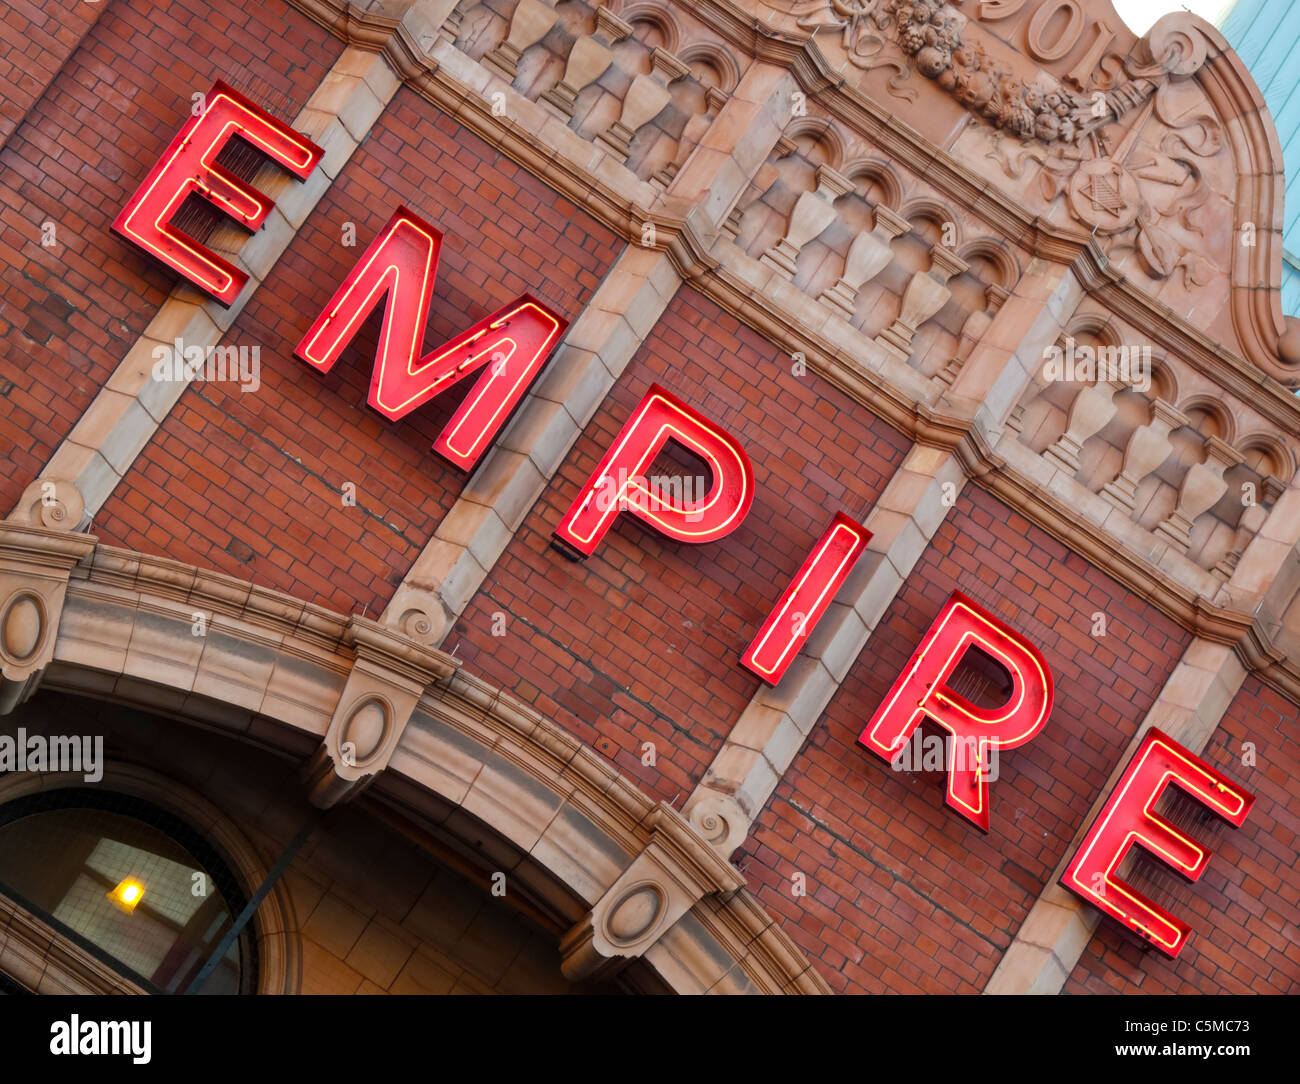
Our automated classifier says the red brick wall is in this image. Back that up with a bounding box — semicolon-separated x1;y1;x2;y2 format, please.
0;0;341;515
1065;676;1299;994
739;485;1192;993
448;286;911;805
94;88;621;615
0;0;105;153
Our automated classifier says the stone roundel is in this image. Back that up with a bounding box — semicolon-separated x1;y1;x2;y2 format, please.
604;881;666;946
0;592;46;665
340;696;391;767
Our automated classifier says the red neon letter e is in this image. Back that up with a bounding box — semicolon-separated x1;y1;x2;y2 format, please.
741;512;870;685
857;591;1053;831
553;385;754;557
1060;728;1254;958
112;81;323;306
294;207;568;470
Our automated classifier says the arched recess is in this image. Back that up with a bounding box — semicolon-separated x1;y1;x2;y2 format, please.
0;756;300;995
0;524;827;995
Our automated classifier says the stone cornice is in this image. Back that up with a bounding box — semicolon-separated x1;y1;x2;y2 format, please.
282;0;1300;435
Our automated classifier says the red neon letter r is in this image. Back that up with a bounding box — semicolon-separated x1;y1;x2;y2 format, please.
857;591;1053;831
112;81;323;306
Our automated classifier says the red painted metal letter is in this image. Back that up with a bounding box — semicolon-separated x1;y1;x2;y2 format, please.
857;591;1053;831
553;385;754;557
295;207;568;470
112;81;323;306
741;512;870;685
1060;728;1254;958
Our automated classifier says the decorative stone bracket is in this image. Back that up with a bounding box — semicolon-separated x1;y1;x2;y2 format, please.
1154;436;1245;552
559;804;744;982
1043;378;1127;477
935;283;1009;387
1100;399;1189;512
819;203;910;318
759;163;854;278
1215;475;1286;578
303;616;459;808
0;523;97;715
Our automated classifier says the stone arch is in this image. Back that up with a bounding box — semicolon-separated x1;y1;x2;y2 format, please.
1234;432;1293;483
898;197;957;246
616;2;681;55
675;41;739;95
779;115;844;169
1178;394;1236;444
841;158;903;210
956;238;1019;290
0;525;826;995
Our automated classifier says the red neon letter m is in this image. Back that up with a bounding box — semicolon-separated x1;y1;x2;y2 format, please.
295;207;568;470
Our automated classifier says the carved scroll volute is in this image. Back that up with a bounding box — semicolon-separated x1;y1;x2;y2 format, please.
596;47;690;162
759;164;855;279
1100;399;1189;513
482;0;559;83
875;244;968;361
1154;436;1246;552
1043;378;1126;477
1215;476;1287;578
819;204;910;318
539;7;633;119
8;478;88;532
0;523;97;715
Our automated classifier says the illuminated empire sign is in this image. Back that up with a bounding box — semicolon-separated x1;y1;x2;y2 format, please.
109;83;1256;959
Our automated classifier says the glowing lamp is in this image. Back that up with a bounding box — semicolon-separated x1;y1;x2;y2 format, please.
107;878;146;915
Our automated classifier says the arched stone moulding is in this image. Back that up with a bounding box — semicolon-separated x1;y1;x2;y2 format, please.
0;523;827;995
0;758;301;995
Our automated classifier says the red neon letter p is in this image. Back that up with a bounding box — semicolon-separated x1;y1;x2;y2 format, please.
112;81;323;305
553;385;754;557
858;591;1053;831
1061;728;1254;957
